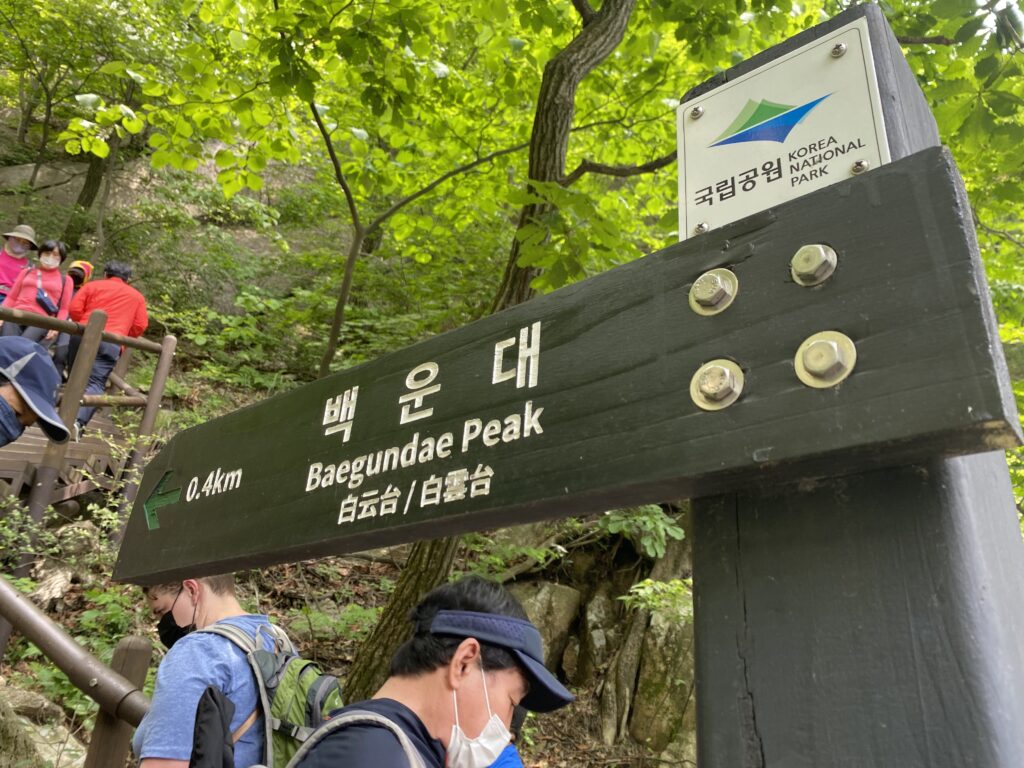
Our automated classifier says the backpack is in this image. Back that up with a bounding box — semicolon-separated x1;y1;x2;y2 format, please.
265;709;427;768
200;622;344;768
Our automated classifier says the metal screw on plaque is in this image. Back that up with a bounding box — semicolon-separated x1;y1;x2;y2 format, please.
691;359;745;411
831;42;847;58
694;221;710;234
689;268;739;316
851;160;870;174
690;105;704;120
794;331;857;388
790;244;838;286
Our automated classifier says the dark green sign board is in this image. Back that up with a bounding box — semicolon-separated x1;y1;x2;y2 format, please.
114;146;1019;585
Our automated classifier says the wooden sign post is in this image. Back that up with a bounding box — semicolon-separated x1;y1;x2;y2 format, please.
676;6;1024;766
115;5;1024;765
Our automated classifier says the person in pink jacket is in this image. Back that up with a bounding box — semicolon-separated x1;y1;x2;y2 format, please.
0;240;74;346
0;224;37;301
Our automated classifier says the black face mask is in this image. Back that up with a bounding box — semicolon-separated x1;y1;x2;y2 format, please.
157;588;196;649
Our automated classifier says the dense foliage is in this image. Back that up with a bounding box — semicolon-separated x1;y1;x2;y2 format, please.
1;0;1023;757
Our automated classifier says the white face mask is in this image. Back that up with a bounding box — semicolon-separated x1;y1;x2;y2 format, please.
40;255;60;270
6;240;28;256
447;665;513;768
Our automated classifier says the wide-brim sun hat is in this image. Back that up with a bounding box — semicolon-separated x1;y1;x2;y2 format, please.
0;337;69;443
431;609;575;713
3;224;38;248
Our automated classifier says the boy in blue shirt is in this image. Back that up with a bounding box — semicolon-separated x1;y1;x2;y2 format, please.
133;574;276;768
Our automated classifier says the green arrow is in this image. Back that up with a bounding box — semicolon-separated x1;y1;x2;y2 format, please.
144;471;181;531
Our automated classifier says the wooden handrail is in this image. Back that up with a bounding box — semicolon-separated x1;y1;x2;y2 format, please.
0;307;162;352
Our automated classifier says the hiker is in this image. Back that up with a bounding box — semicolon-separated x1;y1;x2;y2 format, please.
0;336;69;446
51;260;94;376
0;240;74;345
133;574;280;768
290;575;574;768
0;224;37;303
66;260;148;437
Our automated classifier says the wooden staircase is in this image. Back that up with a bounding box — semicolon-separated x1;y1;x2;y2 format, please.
0;411;126;502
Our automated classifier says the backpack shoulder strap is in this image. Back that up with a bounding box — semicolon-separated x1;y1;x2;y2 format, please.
198;622;273;759
200;622;258;652
285;709;427;768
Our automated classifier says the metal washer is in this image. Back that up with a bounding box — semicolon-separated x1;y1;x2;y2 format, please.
794;330;857;388
688;268;739;316
690;359;745;411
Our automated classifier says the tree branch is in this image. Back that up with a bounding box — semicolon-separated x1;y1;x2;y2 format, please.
561;149;676;186
572;0;596;25
308;101;362;234
976;217;1024;250
896;35;955;45
367;140;530;234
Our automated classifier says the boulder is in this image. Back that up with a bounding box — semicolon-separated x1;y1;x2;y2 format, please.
0;696;40;768
580;588;621;680
562;635;581;684
54;521;101;558
507;581;581;670
628;610;696;754
0;685;62;724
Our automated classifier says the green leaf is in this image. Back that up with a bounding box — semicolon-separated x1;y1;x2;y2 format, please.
122;116;145;134
214;149;235;169
954;16;987;44
295;77;316;102
932;0;977;18
98;61;127;75
974;55;999;81
91;138;110;159
229;30;247;50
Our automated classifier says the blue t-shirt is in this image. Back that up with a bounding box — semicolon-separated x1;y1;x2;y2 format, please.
133;614;273;767
294;698;446;768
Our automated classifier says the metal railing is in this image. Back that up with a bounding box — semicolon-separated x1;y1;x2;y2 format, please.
0;305;175;758
0;575;151;764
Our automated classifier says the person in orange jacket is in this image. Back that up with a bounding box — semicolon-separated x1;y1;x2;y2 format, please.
67;260;148;436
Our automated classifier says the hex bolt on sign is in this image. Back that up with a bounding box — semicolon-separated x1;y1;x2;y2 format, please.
689;268;739;316
831;42;847;58
790;244;838;287
691;359;745;411
794;331;857;389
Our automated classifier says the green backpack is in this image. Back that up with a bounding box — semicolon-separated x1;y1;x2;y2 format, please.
200;622;344;768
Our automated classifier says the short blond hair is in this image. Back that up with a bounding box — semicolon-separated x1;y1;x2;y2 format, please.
145;573;235;599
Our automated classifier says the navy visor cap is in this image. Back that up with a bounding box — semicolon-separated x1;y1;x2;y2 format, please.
431;609;574;713
0;337;68;443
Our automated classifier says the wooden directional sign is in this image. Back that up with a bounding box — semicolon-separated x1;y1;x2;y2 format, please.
115;146;1020;585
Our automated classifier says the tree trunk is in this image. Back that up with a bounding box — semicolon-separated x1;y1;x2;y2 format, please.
93;131;122;252
342;0;638;707
61;151;107;252
26;96;52;190
317;230;364;378
598;527;692;745
342;536;462;702
16;72;38;145
492;0;636;310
